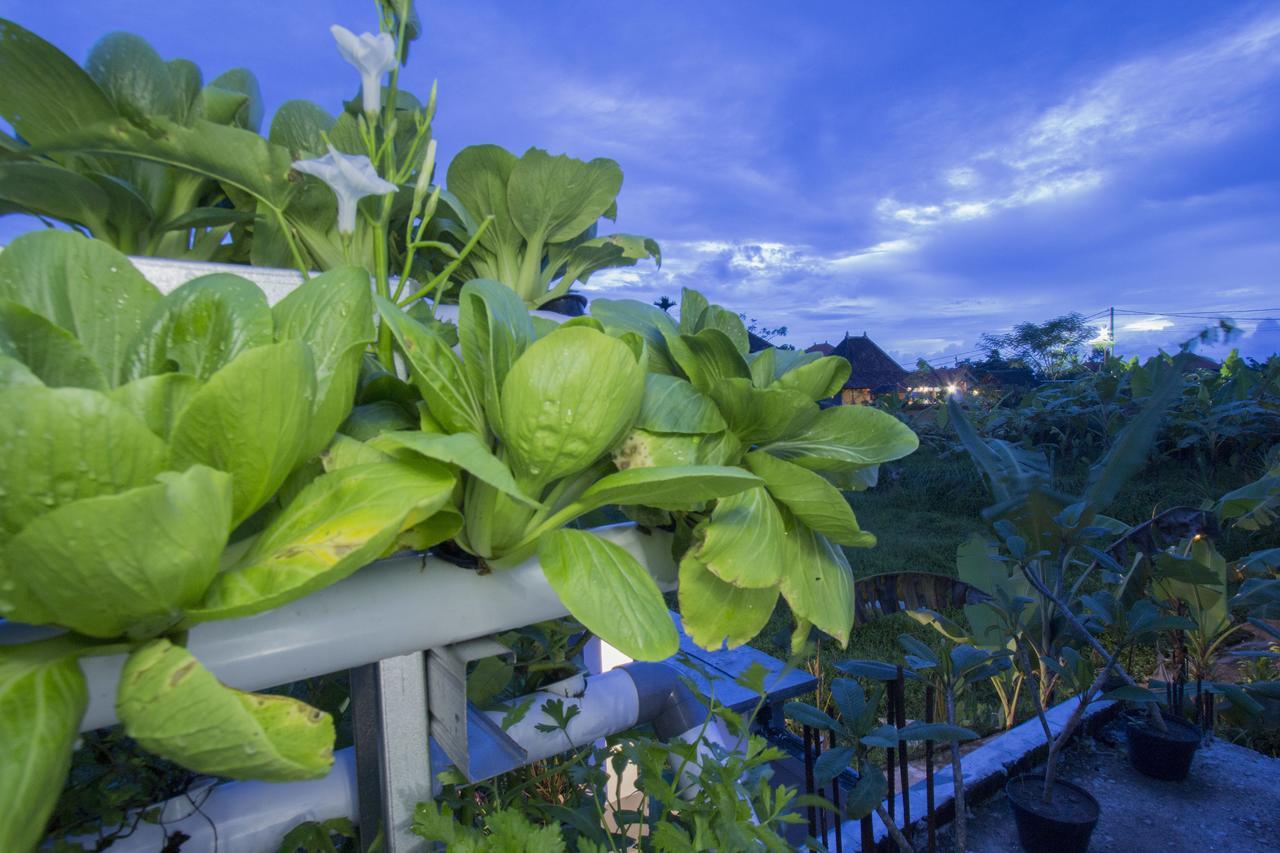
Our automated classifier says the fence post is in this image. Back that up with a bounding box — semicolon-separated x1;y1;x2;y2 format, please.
352;651;433;852
803;725;817;839
925;684;936;853
885;682;896;822
895;666;910;829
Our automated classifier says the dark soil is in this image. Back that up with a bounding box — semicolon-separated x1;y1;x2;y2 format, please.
1128;714;1200;744
1005;776;1098;824
942;720;1280;852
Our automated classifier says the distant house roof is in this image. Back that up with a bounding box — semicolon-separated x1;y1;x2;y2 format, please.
806;342;835;356
902;365;977;389
1182;353;1221;372
830;334;907;392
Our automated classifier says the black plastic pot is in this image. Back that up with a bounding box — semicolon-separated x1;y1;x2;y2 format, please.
1126;714;1200;781
539;292;588;316
1005;774;1100;853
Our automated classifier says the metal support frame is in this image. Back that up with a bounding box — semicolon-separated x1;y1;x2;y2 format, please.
352;652;433;853
427;641;526;782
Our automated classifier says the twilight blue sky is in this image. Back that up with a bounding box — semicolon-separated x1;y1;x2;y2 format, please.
2;1;1278;364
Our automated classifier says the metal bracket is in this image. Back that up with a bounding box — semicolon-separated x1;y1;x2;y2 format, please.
427;640;526;782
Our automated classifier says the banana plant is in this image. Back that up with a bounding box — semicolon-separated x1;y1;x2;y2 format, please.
946;352;1185;706
0;231;462;852
1148;537;1280;725
432;144;661;308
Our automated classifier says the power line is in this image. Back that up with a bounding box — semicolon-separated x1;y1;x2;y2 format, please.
905;303;1278;365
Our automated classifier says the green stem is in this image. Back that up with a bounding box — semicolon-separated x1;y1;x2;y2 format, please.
514;234;545;303
271;206;311;280
396;216;494;306
393;189;440;301
372;221;394;369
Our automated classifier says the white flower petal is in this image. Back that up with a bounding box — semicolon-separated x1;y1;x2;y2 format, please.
292;146;397;234
330;24;398;115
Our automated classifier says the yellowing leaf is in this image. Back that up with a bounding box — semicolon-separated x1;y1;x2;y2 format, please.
117;640;333;781
188;460;455;622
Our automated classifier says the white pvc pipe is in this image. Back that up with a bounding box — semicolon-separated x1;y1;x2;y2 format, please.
74;747;361;853
486;668;641;764
64;523;674;732
94;668;651;853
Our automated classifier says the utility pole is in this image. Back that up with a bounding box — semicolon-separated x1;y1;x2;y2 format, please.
1108;306;1115;358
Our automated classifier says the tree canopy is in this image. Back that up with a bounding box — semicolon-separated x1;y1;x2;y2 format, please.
980;312;1100;378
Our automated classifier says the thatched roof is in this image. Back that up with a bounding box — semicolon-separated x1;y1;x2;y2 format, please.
805;342;835;356
1182;353;1221;372
830;334;907;391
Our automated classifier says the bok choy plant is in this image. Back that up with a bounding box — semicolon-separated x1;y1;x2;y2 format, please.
0;231;461;852
431;144;661;308
589;288;920;652
0;20;270;260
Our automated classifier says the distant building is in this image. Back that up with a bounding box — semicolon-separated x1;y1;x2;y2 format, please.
901;365;978;401
747;331;773;353
1181;353;1221;373
809;333;907;404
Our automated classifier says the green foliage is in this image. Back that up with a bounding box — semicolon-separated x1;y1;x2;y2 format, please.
785;673;977;820
979;312;1100;379
0;232;457;846
423;688;811;851
0;19;271;260
363;282;918;658
438;145;660;306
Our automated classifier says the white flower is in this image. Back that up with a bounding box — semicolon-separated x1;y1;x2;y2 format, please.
292;145;398;234
330;25;398;116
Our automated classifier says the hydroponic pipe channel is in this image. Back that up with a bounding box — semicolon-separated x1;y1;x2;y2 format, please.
78;661;728;853
0;523;675;732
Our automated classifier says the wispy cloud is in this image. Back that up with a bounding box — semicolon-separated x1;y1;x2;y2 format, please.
874;10;1280;241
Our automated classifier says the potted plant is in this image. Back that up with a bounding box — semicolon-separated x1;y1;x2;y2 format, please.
945;356;1192;853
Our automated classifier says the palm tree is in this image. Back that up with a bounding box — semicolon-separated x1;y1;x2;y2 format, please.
653;295;676;312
